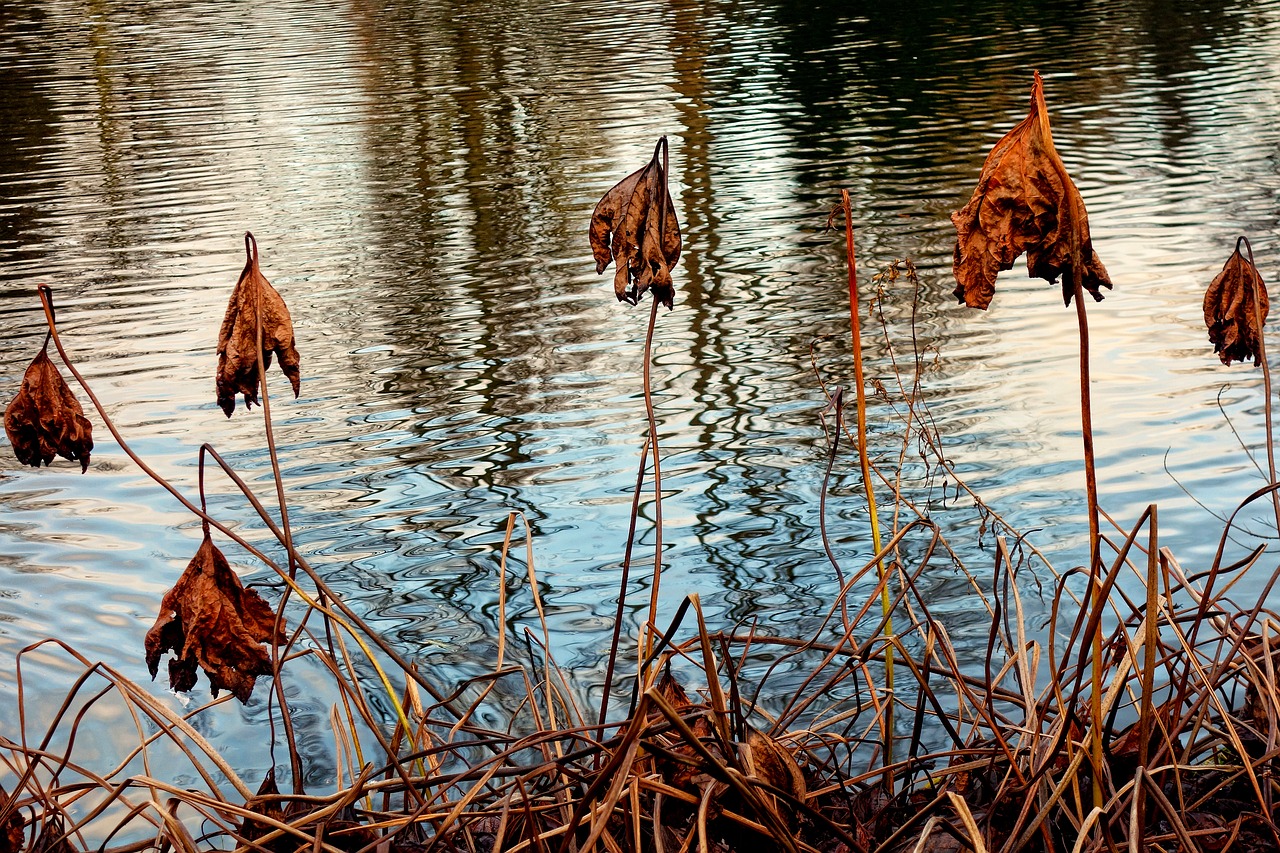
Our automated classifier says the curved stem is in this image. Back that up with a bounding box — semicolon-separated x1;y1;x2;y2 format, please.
32;285;478;733
247;232;304;793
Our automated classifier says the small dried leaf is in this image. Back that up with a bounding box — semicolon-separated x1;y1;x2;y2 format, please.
589;137;681;308
29;815;71;853
145;532;284;702
952;71;1111;309
4;347;93;472
240;771;295;853
0;786;23;853
1204;239;1269;366
742;724;807;804
216;233;301;417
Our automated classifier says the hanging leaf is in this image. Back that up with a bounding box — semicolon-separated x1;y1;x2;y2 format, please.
1204;237;1269;366
216;233;301;417
589;137;681;308
4;347;93;472
144;532;284;702
952;71;1111;309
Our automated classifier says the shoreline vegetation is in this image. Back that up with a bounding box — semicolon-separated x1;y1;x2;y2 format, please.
4;73;1280;853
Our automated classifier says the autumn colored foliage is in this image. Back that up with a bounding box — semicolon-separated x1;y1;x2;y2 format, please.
144;532;284;701
7;79;1280;853
216;232;301;417
589;137;682;308
1205;236;1270;365
952;71;1111;309
3;347;92;473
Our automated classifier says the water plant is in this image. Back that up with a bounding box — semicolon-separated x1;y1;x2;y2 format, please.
2;79;1280;853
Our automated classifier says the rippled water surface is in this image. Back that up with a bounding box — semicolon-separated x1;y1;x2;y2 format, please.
4;0;1280;780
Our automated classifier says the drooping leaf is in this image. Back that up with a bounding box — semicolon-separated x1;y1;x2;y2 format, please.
1204;237;1269;366
4;347;93;472
216;232;301;417
144;532;284;702
589;137;681;308
952;71;1111;309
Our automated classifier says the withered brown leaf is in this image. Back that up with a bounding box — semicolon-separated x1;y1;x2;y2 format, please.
239;771;302;853
145;532;284;702
1204;237;1269;366
4;347;93;472
589;137;681;308
0;786;23;853
216;233;301;417
952;71;1111;309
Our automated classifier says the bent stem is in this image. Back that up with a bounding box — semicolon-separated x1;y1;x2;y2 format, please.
247;233;305;794
33;286;476;733
840;189;893;778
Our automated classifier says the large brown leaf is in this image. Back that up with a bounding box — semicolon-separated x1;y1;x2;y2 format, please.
144;532;284;702
952;71;1111;309
1204;237;1269;366
589;137;681;308
216;233;301;417
4;347;93;472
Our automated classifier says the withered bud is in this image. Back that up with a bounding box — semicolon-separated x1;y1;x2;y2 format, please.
216;232;301;417
4;346;93;472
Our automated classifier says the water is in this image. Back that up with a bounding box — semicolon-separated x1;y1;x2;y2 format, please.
3;0;1280;786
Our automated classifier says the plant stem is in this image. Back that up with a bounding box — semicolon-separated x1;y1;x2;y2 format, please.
1239;236;1280;535
841;189;893;779
640;295;664;669
1071;270;1104;810
597;434;649;737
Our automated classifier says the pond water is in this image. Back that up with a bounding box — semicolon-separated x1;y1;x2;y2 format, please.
3;0;1280;785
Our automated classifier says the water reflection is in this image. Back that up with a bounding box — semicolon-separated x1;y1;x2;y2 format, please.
2;0;1280;782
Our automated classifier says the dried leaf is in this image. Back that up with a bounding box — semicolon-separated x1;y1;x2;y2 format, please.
742;724;807;804
29;815;71;853
144;532;284;702
589;137;681;308
0;786;23;853
216;233;301;417
239;771;301;853
952;71;1111;309
1204;238;1269;366
4;347;93;472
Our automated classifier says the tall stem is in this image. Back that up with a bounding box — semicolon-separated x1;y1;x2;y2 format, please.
841;189;893;778
640;296;664;668
1071;270;1104;809
1239;237;1280;535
